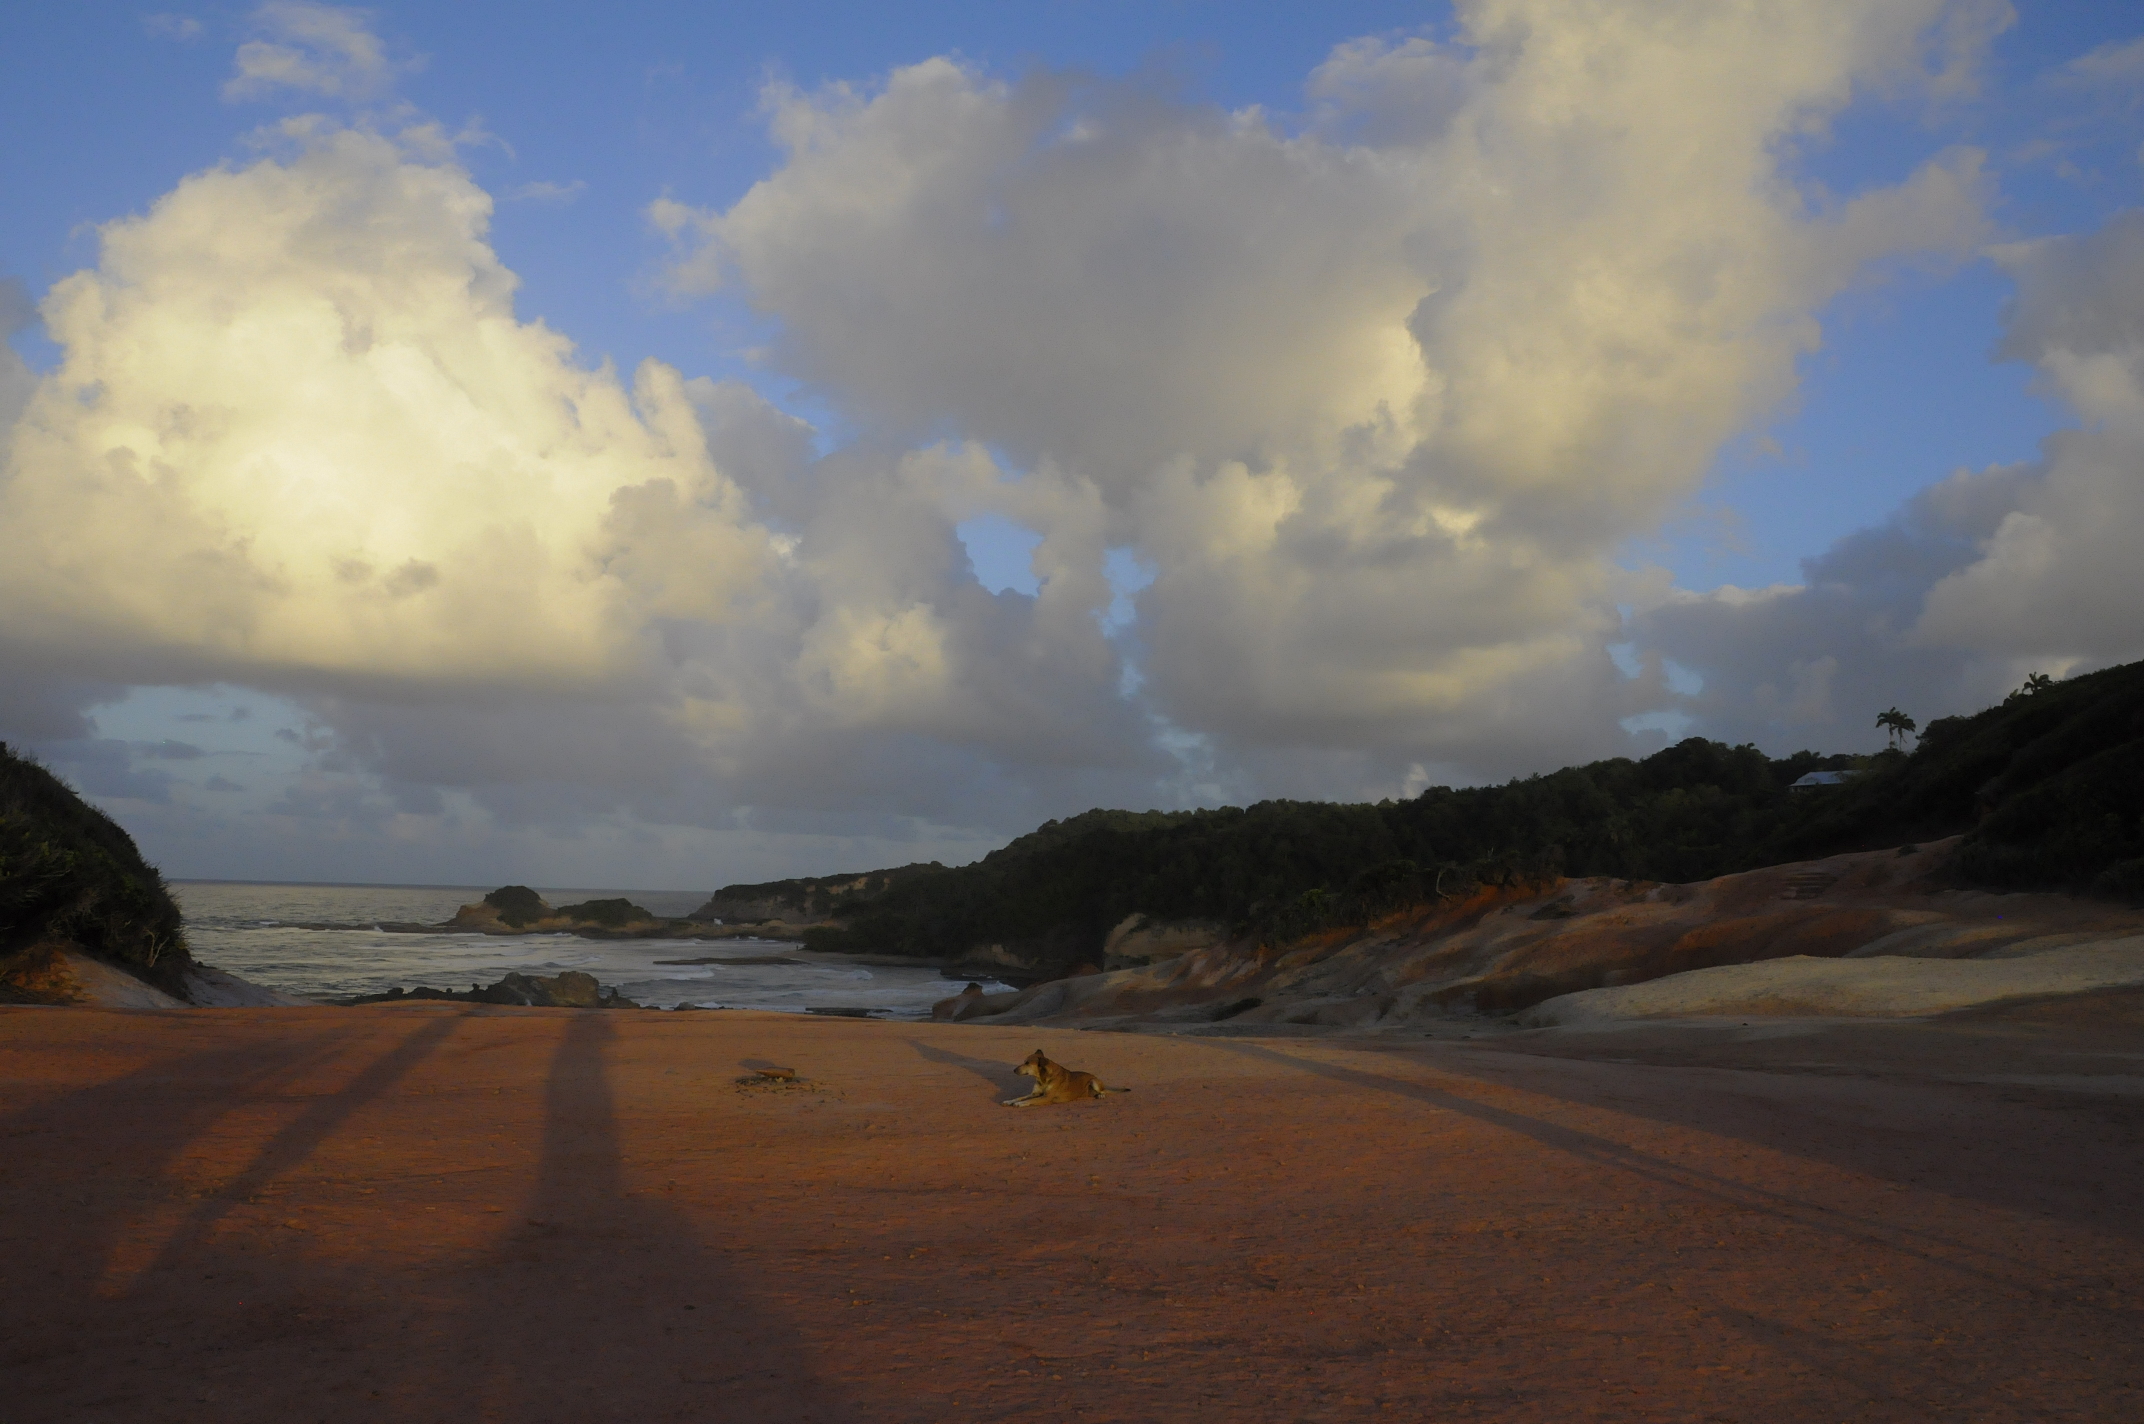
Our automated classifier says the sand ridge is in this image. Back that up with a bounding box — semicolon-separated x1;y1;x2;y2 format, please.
3;1003;2139;1421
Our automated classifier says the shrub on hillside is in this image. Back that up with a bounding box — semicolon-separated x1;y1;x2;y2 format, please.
553;897;651;927
0;742;190;992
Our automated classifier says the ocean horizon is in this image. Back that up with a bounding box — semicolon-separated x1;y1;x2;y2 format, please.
171;881;996;1018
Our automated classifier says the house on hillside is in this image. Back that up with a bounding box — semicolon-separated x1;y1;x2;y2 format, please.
1788;770;1857;793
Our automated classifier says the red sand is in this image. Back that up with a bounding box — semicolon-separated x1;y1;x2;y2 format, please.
3;1003;2140;1422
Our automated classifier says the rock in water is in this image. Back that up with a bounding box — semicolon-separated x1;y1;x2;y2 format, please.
349;969;638;1008
474;970;602;1008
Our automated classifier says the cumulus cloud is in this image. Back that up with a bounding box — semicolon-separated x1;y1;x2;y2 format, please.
1636;210;2144;749
224;2;408;102
1634;467;2031;747
1914;216;2144;660
658;0;1989;774
1;128;766;687
0;123;1151;838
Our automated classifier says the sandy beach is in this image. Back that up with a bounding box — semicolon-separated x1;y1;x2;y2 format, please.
4;1002;2140;1423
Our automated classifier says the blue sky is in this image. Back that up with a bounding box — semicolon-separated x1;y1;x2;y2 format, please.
4;2;2143;886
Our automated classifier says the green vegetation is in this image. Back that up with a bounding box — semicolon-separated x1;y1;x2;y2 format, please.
1876;707;1917;749
790;659;2144;968
1777;661;2144;897
691;863;947;922
799;741;1862;967
552;897;652;928
0;741;191;991
482;884;549;927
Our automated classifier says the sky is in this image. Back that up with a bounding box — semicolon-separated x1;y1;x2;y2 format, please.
3;1;2142;890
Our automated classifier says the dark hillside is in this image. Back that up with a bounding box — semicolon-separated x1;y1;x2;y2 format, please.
1764;659;2144;895
804;744;1861;967
689;862;948;923
0;742;191;995
797;659;2144;969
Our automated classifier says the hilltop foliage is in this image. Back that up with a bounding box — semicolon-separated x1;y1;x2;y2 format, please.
1768;658;2144;897
0;741;191;992
552;897;654;927
692;863;948;922
482;885;549;927
797;741;1860;966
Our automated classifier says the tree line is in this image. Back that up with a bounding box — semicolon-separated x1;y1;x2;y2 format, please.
768;657;2144;970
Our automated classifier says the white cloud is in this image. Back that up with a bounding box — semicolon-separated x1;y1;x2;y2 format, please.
224;2;409;103
1632;210;2144;749
143;13;205;42
507;179;586;204
1913;214;2144;661
0;125;1153;843
2063;35;2144;88
658;0;1989;772
2;128;765;687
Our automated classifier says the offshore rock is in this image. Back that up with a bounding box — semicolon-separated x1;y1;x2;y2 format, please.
349;969;638;1009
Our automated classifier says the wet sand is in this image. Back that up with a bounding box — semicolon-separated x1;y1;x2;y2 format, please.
3;1003;2139;1422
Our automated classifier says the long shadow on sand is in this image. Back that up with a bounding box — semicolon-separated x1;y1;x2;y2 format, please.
902;1037;1026;1103
0;1011;850;1424
404;1012;852;1422
1445;1017;2144;1240
1194;1036;2144;1411
1192;1037;2141;1318
0;1011;451;1305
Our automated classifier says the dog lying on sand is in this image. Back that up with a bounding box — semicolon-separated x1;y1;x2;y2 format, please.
1002;1048;1132;1107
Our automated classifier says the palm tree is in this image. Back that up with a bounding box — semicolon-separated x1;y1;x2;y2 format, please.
1875;707;1917;750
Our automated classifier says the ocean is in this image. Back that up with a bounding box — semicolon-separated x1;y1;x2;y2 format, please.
171;881;1004;1019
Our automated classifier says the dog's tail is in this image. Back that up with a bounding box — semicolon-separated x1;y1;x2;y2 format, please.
1102;1085;1132;1094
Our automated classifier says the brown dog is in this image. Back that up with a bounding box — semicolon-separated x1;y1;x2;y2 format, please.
1002;1048;1131;1107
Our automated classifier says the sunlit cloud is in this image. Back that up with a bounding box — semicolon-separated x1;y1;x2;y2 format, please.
223;1;413;103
